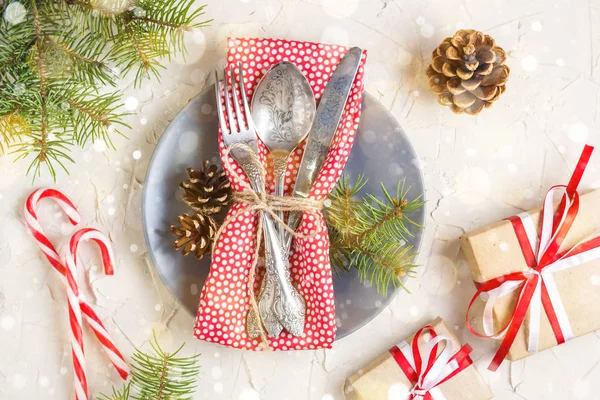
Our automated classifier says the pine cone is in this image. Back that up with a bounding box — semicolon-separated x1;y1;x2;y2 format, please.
426;29;510;115
180;160;232;215
171;213;217;260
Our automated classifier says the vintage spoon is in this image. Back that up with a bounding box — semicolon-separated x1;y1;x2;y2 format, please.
247;62;315;338
252;61;316;240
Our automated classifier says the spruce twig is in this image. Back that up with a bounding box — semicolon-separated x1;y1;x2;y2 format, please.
98;333;201;400
98;383;132;400
326;175;425;295
0;0;210;181
32;1;51;176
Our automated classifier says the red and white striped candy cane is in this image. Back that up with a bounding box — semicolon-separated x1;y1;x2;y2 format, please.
24;189;129;398
25;188;81;276
65;227;128;400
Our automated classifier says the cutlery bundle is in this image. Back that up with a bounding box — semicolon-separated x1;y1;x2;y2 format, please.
194;37;367;351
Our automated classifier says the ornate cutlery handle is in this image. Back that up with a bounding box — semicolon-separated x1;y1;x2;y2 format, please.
258;197;306;336
272;152;288;243
247;245;282;338
236;152;306;336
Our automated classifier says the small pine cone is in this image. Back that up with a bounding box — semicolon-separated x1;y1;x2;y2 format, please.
171;213;217;260
426;29;510;115
180;160;232;215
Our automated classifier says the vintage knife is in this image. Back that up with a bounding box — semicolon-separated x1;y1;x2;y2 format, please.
285;47;363;245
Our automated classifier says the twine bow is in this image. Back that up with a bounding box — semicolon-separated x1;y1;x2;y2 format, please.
467;145;600;371
212;143;325;345
389;326;474;400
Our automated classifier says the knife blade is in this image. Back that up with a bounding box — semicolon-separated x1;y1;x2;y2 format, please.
286;47;363;242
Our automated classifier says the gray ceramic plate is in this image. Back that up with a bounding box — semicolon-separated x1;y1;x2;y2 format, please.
142;85;425;340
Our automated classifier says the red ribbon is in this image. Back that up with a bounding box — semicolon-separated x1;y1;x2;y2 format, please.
466;145;596;371
389;326;474;399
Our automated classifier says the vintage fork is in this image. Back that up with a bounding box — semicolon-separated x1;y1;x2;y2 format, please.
214;63;306;338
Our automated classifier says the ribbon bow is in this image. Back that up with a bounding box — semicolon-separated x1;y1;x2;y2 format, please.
390;326;474;400
467;145;600;371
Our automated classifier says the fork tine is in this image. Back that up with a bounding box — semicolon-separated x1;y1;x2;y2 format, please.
214;70;228;135
223;67;237;133
238;62;253;129
229;64;244;130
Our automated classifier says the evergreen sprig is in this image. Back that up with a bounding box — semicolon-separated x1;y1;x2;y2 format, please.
0;0;210;181
99;383;132;400
99;333;201;400
326;175;425;295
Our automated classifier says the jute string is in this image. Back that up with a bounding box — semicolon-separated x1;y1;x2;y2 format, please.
212;143;324;348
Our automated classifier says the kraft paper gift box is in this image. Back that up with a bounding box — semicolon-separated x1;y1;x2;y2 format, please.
345;317;493;400
460;189;600;362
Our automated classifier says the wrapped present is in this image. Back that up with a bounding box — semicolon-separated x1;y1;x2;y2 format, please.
345;317;493;400
461;145;600;370
193;37;368;350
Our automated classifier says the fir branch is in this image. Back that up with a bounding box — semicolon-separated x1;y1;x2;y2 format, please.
352;241;418;294
133;16;187;30
32;1;51;170
327;174;365;240
0;47;31;77
0;0;211;180
87;0;137;16
131;336;200;400
8;86;75;180
65;97;111;127
326;175;425;295
132;0;210;33
109;13;170;85
43;30;114;85
98;333;201;400
55;0;120;38
126;24;159;81
64;0;95;11
108;0;210;86
328;227;353;275
98;383;132;400
0;110;29;153
54;84;129;147
0;9;35;76
0;53;19;76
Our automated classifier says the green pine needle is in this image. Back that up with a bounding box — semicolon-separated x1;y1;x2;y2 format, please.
98;383;132;400
0;0;211;181
98;333;201;400
325;175;425;295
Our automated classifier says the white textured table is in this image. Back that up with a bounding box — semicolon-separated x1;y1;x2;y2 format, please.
2;0;600;399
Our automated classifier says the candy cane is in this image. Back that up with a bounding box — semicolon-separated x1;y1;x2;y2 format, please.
25;188;81;276
65;228;127;400
24;189;129;394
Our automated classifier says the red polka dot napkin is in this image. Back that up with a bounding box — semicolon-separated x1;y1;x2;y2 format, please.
194;37;368;350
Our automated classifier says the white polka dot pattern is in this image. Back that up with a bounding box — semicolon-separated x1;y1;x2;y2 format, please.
194;37;368;350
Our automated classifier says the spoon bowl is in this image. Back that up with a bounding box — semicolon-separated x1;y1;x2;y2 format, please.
252;61;316;157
